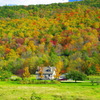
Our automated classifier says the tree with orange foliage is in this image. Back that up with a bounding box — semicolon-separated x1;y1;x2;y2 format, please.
5;48;11;54
38;67;43;79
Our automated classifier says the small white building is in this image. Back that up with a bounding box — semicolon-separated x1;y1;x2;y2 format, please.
36;66;56;80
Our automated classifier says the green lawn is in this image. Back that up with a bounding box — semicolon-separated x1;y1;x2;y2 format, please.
0;81;100;100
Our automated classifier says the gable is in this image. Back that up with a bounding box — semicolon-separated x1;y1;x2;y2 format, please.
36;66;56;75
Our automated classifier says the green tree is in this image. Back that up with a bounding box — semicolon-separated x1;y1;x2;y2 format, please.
85;65;97;75
66;70;87;82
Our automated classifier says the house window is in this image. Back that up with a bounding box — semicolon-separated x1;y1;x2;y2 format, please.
36;69;39;71
48;74;51;77
45;75;47;78
46;69;51;72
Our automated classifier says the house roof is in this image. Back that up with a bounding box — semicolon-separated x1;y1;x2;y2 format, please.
36;66;56;75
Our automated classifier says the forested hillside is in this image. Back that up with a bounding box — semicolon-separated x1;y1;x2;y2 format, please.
0;0;100;77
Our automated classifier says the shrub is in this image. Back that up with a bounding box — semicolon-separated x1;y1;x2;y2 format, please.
20;79;60;84
0;70;12;81
10;75;22;81
88;76;100;85
16;69;24;78
66;70;87;82
16;67;30;79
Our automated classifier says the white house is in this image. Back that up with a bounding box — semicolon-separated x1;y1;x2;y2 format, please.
36;66;56;80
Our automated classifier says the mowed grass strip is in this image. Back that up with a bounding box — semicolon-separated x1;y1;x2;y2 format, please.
0;81;100;100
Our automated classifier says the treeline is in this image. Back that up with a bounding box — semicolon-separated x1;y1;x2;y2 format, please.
0;0;100;19
0;0;100;78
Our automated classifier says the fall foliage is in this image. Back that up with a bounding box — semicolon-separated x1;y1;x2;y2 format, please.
0;0;100;77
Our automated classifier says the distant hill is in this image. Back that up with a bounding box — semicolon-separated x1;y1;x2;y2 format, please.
0;0;100;76
0;0;100;18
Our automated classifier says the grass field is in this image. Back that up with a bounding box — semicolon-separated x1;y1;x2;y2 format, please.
0;80;100;100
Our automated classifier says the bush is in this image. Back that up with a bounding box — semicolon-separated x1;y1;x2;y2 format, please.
66;70;87;82
90;78;100;85
20;78;60;84
88;76;100;85
16;67;30;79
10;75;22;81
0;70;12;81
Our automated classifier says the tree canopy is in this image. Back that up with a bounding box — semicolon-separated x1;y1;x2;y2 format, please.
0;0;100;77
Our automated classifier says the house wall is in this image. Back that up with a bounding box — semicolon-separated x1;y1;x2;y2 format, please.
36;75;40;79
36;72;56;80
52;71;56;79
36;67;56;80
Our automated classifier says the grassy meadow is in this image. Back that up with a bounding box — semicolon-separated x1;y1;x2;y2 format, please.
0;80;100;100
0;0;100;100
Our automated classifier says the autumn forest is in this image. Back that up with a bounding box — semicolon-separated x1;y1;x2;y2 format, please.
0;0;100;79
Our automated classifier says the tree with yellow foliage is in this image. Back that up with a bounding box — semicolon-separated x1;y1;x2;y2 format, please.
23;67;30;78
55;61;63;79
